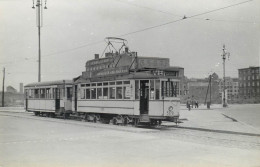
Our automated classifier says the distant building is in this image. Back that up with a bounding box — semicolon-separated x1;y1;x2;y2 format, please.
181;73;221;104
218;77;239;103
6;86;17;93
238;66;260;103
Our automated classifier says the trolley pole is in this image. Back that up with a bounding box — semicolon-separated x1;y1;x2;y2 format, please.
221;45;230;107
2;68;5;107
32;0;47;82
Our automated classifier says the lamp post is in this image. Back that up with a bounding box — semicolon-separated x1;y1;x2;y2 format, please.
221;45;230;107
32;0;47;82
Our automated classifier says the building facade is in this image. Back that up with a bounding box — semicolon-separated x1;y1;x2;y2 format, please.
218;77;239;102
238;66;260;103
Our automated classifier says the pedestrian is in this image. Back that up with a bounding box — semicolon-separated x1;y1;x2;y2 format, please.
187;97;191;111
195;101;198;108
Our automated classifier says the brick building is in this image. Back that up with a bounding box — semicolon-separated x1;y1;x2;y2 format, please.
238;66;260;103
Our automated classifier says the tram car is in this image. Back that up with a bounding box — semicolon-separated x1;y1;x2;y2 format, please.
24;80;73;118
24;37;183;126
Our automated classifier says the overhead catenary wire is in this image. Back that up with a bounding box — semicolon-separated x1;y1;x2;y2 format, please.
115;0;257;24
0;0;254;66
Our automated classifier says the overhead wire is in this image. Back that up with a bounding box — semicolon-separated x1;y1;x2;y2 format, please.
0;0;254;66
115;0;257;24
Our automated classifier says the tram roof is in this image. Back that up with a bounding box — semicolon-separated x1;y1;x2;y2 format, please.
25;80;73;87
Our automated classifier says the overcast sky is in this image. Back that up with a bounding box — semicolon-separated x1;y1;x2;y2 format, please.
0;0;259;90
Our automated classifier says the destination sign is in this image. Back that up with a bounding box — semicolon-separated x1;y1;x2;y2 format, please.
137;57;169;69
93;66;129;77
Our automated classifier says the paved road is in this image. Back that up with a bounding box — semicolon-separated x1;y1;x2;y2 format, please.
0;112;260;167
221;104;260;129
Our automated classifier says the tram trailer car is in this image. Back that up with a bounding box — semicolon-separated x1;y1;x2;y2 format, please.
24;37;182;126
24;80;73;118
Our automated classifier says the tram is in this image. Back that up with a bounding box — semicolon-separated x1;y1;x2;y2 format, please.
24;80;73;118
25;37;183;126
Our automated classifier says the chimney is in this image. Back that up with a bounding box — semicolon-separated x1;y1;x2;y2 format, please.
20;83;23;94
95;54;99;59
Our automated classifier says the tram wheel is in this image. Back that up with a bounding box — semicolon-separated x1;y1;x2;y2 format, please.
113;118;117;125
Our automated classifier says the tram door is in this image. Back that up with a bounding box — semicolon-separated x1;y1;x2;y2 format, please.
140;80;149;114
55;88;60;110
74;85;77;111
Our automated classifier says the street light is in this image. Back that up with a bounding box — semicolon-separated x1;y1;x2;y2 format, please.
32;0;47;82
221;44;230;107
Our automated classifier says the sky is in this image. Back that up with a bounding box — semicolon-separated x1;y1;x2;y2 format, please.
0;0;260;91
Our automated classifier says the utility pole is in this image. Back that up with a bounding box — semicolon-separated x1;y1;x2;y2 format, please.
221;45;230;107
32;0;47;82
2;68;5;107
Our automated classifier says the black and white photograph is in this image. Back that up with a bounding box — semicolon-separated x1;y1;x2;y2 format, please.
0;0;260;166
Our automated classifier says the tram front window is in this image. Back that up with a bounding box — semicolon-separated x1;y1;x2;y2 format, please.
161;81;179;97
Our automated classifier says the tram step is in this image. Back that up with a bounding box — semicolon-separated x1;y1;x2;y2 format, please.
140;115;150;122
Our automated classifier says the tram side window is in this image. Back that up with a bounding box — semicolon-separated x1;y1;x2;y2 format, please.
29;89;34;98
135;80;139;100
91;88;96;99
86;89;90;99
40;89;46;99
109;87;115;99
103;87;108;99
155;80;160;99
97;88;102;99
46;88;50;99
81;89;85;99
116;87;123;99
123;86;130;99
150;80;155;100
35;89;39;98
67;87;72;99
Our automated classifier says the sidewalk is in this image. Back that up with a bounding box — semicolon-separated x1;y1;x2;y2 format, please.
175;104;260;135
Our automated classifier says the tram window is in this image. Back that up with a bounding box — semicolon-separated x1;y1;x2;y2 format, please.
97;88;102;99
123;86;130;99
46;88;50;99
103;82;108;86
161;81;179;97
150;80;155;100
56;88;60;99
109;87;115;99
103;87;108;99
91;83;96;87
67;87;72;99
91;88;96;99
29;89;33;98
116;87;123;99
40;89;46;99
109;82;115;85
155;80;160;99
124;81;130;85
97;83;102;86
53;88;56;99
135;80;139;100
49;88;53;99
86;84;90;87
81;89;85;99
86;89;90;99
35;89;39;98
81;84;85;87
116;81;122;85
